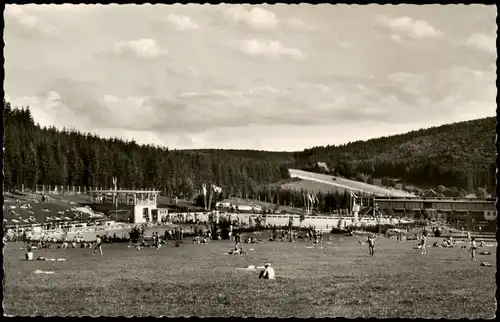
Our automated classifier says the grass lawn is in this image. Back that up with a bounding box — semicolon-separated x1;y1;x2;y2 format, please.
3;236;496;318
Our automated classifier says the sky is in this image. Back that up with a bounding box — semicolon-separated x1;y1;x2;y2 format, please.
4;4;497;151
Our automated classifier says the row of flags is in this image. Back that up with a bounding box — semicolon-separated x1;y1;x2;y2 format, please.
202;183;223;210
303;190;360;213
306;193;320;204
202;183;222;196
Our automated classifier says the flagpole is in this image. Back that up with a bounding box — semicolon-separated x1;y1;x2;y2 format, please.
113;177;118;223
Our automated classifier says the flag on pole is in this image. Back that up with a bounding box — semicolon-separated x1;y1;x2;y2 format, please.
212;184;222;193
202;183;207;196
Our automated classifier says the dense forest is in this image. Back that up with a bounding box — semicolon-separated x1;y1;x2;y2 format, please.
293;117;496;193
3;99;496;200
2;101;291;199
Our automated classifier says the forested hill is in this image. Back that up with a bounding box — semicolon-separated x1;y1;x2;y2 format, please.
3;101;291;198
293;117;496;191
3;98;495;196
188;149;294;163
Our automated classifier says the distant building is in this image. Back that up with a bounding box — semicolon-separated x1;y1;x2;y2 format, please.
373;178;383;186
316;162;329;172
90;189;164;224
484;210;497;221
422;189;438;198
381;177;402;187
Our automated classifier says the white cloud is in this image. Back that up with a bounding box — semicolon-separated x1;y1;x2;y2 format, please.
8;91;80;129
248;85;282;95
225;6;278;30
377;16;443;39
103;95;119;103
5;5;58;36
114;39;167;59
465;33;496;54
390;34;401;42
340;41;354;49
315;84;331;94
239;39;306;60
166;13;199;31
284;17;314;31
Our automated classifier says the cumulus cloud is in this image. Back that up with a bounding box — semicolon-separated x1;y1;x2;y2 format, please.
5;5;59;36
114;39;167;59
465;33;496;54
8;91;81;129
377;15;443;39
284;17;314;31
390;34;401;42
225;6;278;30
166;13;199;31
239;39;306;60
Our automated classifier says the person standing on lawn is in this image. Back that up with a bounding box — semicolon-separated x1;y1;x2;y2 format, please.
367;235;375;257
470;238;477;261
93;235;103;256
420;231;428;255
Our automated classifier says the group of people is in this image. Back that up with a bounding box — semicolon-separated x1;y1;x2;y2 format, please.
268;228;325;244
413;228;486;261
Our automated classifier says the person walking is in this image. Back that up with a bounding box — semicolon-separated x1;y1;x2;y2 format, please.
93;235;103;256
420;231;427;255
367;235;375;257
470;238;477;261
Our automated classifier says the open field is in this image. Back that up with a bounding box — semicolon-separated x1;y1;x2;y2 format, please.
3;236;496;317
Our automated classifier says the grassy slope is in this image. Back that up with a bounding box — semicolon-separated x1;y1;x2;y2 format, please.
3;237;496;317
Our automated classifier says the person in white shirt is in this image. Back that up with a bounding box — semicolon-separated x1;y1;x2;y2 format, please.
470;238;477;261
93;235;103;256
259;263;275;280
25;245;34;261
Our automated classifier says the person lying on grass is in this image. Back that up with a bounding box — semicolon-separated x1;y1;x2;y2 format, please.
228;246;247;255
259;263;275;280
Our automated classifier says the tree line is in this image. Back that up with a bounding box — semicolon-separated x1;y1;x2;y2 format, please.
3;101;290;199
